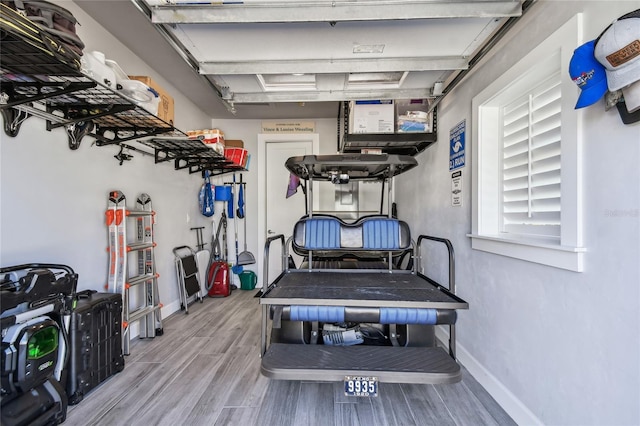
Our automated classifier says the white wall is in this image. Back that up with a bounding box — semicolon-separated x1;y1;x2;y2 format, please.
1;2;213;320
395;2;640;425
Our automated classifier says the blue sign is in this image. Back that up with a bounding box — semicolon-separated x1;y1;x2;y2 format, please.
449;120;466;171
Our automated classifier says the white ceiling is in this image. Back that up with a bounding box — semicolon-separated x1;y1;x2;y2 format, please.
75;0;526;120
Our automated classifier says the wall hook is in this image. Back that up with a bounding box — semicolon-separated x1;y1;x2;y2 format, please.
114;146;133;165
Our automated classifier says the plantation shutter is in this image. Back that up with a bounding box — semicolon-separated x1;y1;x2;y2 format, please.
501;72;562;239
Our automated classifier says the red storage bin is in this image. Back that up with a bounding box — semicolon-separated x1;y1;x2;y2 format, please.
224;147;248;167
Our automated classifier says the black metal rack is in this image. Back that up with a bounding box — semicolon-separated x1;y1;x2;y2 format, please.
138;137;246;175
0;13;244;175
0;20;178;149
338;101;438;156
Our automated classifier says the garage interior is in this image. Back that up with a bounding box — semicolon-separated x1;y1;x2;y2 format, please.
1;1;638;425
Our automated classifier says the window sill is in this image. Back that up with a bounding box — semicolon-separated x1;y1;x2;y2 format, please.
467;234;585;272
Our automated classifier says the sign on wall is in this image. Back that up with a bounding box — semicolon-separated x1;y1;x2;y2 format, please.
261;121;315;133
449;119;466;171
451;170;462;207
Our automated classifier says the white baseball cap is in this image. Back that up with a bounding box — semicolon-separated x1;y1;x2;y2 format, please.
594;17;640;91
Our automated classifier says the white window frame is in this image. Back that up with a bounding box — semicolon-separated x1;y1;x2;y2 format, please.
469;14;586;272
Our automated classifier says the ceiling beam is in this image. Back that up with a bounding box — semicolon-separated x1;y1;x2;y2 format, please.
199;56;469;75
150;1;523;24
228;88;435;103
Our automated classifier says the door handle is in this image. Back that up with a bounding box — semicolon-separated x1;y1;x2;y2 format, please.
267;229;275;234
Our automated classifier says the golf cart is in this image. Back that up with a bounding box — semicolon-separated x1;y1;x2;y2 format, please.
260;153;468;395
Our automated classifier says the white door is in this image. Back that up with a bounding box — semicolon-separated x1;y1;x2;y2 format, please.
258;134;319;286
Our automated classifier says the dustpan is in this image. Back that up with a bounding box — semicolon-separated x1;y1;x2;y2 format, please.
238;251;255;265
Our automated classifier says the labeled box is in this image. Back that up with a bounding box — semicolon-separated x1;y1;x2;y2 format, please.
224;147;248;168
349;100;394;134
188;129;225;155
128;75;175;125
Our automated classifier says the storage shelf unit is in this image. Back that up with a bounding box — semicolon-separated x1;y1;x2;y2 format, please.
0;24;178;149
137;137;246;175
338;101;438;156
0;21;244;176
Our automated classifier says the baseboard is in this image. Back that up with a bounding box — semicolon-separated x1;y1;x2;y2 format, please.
161;299;181;320
436;327;542;426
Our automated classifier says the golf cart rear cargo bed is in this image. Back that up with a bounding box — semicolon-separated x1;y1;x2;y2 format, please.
261;270;467;309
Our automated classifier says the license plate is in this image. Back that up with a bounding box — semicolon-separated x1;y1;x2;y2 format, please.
344;376;378;397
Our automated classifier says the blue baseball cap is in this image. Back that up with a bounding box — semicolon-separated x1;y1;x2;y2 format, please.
569;40;608;109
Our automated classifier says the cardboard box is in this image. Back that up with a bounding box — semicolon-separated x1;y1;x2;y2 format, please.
128;75;175;125
225;139;244;148
188;129;225;155
349;100;394;134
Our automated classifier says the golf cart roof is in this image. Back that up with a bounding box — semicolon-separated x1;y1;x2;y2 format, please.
285;154;418;182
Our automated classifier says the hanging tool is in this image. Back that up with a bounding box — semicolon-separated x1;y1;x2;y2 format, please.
205;215;231;297
231;174;244;274
114;146;133;165
236;174;255;265
227;179;234;219
191;226;210;295
190;226;206;252
237;175;245;219
200;170;214;217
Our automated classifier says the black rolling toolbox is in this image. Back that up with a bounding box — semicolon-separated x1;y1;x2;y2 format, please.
66;290;124;405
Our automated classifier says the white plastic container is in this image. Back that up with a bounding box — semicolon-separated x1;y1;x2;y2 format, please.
104;59;160;114
81;51;116;90
117;80;160;114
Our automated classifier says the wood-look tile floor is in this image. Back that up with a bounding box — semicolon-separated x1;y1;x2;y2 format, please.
66;290;515;426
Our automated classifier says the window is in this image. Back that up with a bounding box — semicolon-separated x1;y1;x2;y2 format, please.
470;15;585;272
502;72;562;240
